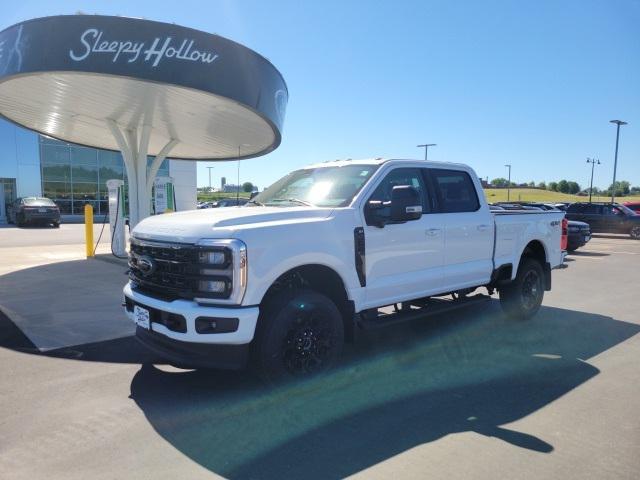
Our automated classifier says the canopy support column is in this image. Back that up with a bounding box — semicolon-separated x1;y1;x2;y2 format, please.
135;124;152;221
146;138;179;202
107;120;154;227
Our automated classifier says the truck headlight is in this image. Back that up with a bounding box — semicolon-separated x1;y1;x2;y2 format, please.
198;250;227;265
194;239;247;305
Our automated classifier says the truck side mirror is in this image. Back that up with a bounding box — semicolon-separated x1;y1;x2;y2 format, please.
390;185;422;222
249;191;258;200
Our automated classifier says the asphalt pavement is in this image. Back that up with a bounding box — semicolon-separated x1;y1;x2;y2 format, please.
0;222;111;248
0;227;638;479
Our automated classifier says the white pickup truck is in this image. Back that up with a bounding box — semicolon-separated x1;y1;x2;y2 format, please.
124;158;565;380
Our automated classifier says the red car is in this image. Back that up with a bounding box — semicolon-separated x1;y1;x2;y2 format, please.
623;202;640;214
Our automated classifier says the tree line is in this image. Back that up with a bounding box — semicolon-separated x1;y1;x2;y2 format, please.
489;178;640;196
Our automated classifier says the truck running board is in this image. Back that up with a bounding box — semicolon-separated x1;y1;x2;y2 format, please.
356;294;491;330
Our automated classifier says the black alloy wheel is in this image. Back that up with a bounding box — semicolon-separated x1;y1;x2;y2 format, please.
499;258;545;320
254;289;344;382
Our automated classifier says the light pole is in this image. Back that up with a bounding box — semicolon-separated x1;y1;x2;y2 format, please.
504;164;512;201
586;157;600;203
609;120;627;204
206;166;214;192
417;143;436;161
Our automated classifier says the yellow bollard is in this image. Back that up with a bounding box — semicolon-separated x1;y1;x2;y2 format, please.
85;204;94;258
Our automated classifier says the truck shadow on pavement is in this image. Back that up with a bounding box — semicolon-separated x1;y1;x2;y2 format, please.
128;303;639;480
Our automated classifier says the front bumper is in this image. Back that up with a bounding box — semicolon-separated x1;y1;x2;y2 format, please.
123;283;259;345
135;327;250;370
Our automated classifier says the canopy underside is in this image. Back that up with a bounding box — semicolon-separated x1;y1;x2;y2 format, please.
0;72;277;159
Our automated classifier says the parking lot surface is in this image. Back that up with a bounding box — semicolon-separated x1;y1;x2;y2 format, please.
0;228;639;479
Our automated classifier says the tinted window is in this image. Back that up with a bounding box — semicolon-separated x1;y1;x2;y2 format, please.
566;204;583;213
570;204;600;214
430;169;479;213
583;204;600;214
368;168;429;212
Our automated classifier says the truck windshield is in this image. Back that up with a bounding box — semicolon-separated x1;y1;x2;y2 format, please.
252;164;379;207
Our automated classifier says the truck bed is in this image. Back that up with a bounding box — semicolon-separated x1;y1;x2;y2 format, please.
492;209;565;272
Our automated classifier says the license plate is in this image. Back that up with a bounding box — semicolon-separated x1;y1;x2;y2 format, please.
38;208;46;213
133;305;150;330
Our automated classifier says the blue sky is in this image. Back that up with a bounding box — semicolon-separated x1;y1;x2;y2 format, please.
3;0;639;190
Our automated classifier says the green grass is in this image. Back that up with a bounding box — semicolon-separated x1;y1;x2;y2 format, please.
197;192;251;202
483;188;640;204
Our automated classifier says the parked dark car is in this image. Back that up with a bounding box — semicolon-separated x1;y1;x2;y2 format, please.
213;198;249;208
623;201;640;214
196;201;215;209
565;202;640;239
7;197;61;228
566;220;591;252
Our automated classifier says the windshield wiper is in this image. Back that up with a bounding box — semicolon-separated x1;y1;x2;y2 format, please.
269;198;314;207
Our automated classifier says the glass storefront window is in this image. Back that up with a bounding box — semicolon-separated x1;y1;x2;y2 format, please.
41;144;70;165
40;136;172;216
72;163;98;183
71;146;97;165
43;181;71;200
1;178;17;208
42;164;71;182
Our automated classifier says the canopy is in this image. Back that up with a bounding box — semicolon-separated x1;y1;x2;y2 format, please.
0;15;288;224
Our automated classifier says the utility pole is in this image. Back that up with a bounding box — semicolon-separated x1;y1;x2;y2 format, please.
206;166;214;192
417;143;436;161
504;164;512;201
609;120;627;204
586;157;600;203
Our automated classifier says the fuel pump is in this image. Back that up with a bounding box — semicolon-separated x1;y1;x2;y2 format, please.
106;179;126;257
153;176;176;214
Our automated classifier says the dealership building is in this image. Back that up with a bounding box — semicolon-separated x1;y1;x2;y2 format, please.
0;118;196;223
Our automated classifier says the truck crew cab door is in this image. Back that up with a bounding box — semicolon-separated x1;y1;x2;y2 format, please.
428;168;494;290
362;167;444;309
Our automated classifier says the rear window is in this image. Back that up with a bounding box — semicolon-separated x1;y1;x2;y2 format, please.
430;169;479;213
23;197;56;206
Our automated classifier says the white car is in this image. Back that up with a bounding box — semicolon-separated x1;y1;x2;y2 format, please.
125;158;565;380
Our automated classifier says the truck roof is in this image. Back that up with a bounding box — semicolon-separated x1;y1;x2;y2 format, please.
302;158;470;170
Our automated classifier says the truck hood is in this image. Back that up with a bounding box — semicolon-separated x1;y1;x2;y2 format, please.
131;206;333;243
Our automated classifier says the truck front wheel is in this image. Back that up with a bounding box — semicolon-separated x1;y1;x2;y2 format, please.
253;289;344;382
499;258;545;320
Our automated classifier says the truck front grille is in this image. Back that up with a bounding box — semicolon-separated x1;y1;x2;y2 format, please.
128;239;200;300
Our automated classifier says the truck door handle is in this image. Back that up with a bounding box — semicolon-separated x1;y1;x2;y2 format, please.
426;228;441;236
477;224;490;232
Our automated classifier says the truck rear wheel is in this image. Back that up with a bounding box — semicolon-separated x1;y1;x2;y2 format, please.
499;258;545;320
253;289;344;382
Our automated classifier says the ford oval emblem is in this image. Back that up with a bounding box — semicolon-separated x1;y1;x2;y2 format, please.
137;255;156;276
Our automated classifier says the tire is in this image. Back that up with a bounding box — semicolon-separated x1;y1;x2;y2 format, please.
52;221;60;228
499;258;545;320
253;289;344;382
630;226;640;240
16;214;25;228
